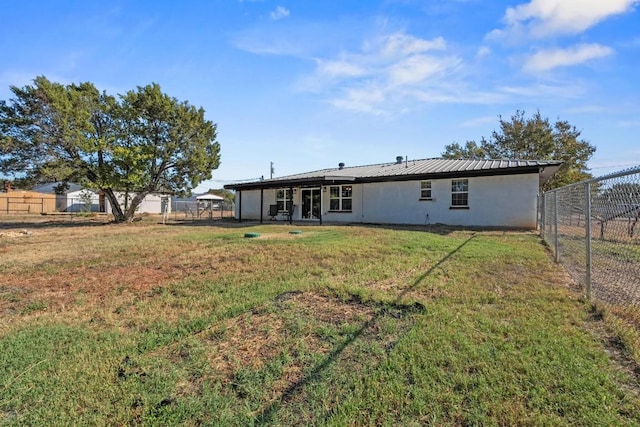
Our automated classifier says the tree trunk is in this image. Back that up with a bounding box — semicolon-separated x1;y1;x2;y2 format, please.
103;188;126;223
124;192;148;222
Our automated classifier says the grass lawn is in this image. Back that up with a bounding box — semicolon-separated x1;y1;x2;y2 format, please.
1;218;639;425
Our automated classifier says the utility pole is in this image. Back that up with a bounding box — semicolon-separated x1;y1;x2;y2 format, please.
270;162;274;179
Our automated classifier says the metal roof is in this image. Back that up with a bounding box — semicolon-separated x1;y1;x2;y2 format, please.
225;158;563;190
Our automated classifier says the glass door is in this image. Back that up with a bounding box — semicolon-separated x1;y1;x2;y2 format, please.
301;188;321;219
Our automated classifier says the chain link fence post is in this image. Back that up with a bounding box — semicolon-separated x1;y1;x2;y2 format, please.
554;191;560;262
585;182;592;300
540;194;546;240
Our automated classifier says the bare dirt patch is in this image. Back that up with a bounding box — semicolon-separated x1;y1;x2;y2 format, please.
205;292;376;381
0;229;33;238
254;231;310;240
0;224;194;323
146;290;420;410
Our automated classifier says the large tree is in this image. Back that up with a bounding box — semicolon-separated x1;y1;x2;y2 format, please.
442;110;596;191
0;76;220;222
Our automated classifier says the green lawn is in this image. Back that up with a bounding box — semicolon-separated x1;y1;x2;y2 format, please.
1;221;639;425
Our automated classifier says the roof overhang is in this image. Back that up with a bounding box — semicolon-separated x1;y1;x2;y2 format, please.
196;194;224;201
225;175;356;191
538;163;563;186
225;162;562;191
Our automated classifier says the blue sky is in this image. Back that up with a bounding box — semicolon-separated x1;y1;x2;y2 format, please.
1;0;639;191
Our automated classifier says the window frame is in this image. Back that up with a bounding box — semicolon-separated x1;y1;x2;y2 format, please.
450;179;469;208
328;185;353;212
420;180;432;200
275;188;292;212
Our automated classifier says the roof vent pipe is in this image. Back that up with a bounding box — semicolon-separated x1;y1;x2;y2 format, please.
396;156;404;164
338;162;345;169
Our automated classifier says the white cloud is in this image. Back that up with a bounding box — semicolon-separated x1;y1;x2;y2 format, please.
460;116;497;127
388;55;460;86
233;35;303;56
270;6;290;20
300;32;462;114
615;119;640;127
499;81;585;98
327;83;388;115
523;43;614;72
476;46;491;58
412;87;508;105
315;58;366;78
377;34;446;58
493;0;638;38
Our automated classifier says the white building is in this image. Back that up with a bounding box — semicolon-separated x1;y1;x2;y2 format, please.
224;157;562;228
32;183;170;214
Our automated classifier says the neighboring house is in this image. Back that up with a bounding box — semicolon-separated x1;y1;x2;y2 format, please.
224;157;563;228
32;183;171;214
105;191;171;215
32;182;98;212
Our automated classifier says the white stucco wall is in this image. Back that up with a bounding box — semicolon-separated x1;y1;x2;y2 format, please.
104;192;171;214
237;190;271;220
235;173;540;228
63;190;101;212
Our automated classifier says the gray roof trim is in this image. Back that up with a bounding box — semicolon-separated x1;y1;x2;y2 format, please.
225;158;563;191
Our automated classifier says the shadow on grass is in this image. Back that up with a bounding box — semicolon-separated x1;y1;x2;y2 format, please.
252;233;477;424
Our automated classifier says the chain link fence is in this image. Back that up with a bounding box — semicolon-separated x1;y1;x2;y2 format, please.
171;200;235;221
539;166;640;305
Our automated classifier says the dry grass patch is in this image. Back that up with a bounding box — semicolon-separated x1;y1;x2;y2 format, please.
252;231;311;240
170;291;378;378
141;290;419;415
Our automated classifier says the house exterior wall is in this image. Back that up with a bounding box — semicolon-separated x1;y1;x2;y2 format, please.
238;189;279;220
235;173;540;228
30;183;171;214
64;190;101;212
104;192;171;214
332;174;538;227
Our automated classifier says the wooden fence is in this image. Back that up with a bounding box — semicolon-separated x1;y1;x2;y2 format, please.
0;191;57;214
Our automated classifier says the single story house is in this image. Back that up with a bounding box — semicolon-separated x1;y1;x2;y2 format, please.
32;183;171;214
224;157;562;228
32;182;98;212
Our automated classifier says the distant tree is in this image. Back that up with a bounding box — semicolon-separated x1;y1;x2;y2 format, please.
78;190;94;213
52;182;69;195
441;140;487;159
442;110;596;191
0;76;221;222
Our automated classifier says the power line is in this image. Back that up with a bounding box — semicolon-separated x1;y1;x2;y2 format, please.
590;162;639;170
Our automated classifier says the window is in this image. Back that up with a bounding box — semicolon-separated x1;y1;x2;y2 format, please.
276;189;292;211
420;181;432;199
451;179;468;207
329;185;352;211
